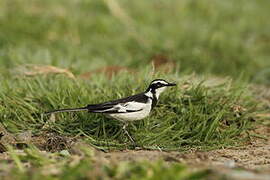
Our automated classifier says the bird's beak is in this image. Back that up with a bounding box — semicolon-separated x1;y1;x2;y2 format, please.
166;83;176;86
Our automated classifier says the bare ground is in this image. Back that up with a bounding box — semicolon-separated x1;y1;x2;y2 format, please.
98;125;270;179
0;125;269;180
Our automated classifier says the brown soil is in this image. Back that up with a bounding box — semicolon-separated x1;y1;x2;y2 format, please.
101;125;270;179
103;139;270;171
0;125;269;179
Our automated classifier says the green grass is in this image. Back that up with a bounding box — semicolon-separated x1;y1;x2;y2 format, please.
0;0;269;179
1;145;210;180
0;73;257;150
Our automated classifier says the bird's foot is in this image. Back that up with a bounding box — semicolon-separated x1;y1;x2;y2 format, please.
122;124;138;148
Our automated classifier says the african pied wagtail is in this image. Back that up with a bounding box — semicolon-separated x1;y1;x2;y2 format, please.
45;79;176;144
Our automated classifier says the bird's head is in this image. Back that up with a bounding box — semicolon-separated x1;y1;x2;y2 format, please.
145;79;176;99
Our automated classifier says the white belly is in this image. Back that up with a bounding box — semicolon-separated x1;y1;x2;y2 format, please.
107;103;152;122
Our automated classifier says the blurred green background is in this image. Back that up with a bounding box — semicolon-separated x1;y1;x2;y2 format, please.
0;0;270;84
0;2;269;178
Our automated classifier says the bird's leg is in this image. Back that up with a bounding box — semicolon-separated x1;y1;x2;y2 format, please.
122;123;136;145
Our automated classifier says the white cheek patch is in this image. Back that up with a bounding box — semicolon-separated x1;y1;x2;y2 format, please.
155;86;167;99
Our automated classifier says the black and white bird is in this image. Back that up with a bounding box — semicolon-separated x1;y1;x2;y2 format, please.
45;79;176;143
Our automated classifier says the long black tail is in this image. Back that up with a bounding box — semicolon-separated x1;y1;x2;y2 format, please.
44;107;88;115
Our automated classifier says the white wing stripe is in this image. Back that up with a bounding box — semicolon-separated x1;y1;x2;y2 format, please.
94;101;147;113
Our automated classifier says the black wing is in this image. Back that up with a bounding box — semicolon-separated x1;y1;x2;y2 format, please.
45;93;150;115
86;93;149;113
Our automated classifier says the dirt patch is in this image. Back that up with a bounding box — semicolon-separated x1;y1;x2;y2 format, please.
1;123;269;171
32;133;75;152
0;123;16;152
97;126;270;179
100;126;270;171
0;125;269;179
0;124;75;153
86;124;269;180
102;141;270;171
